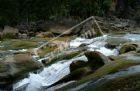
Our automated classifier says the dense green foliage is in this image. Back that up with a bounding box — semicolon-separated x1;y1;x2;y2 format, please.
0;0;139;27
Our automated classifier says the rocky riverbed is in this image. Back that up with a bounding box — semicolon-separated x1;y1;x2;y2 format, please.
0;17;140;91
0;33;137;91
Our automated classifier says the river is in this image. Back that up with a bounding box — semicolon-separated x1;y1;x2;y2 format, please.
13;33;140;91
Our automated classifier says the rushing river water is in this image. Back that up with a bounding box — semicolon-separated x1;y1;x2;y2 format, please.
13;33;140;91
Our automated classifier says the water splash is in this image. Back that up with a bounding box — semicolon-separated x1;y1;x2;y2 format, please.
13;56;88;91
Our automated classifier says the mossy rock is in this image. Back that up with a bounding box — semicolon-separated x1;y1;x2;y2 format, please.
70;60;88;72
119;43;138;54
78;59;140;85
92;73;140;91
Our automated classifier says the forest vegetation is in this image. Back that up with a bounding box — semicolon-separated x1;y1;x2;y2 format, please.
0;0;139;27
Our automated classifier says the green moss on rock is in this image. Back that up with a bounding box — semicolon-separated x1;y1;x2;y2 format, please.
119;44;137;54
93;73;140;91
78;60;140;84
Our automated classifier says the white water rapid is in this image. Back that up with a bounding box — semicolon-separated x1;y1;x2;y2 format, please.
13;34;140;91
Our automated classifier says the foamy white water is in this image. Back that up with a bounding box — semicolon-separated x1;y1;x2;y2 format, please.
70;35;118;56
13;56;88;91
70;35;107;48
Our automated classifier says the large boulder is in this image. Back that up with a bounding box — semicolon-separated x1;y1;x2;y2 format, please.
0;53;42;90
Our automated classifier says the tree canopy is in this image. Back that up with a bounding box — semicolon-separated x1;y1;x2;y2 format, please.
0;0;139;27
